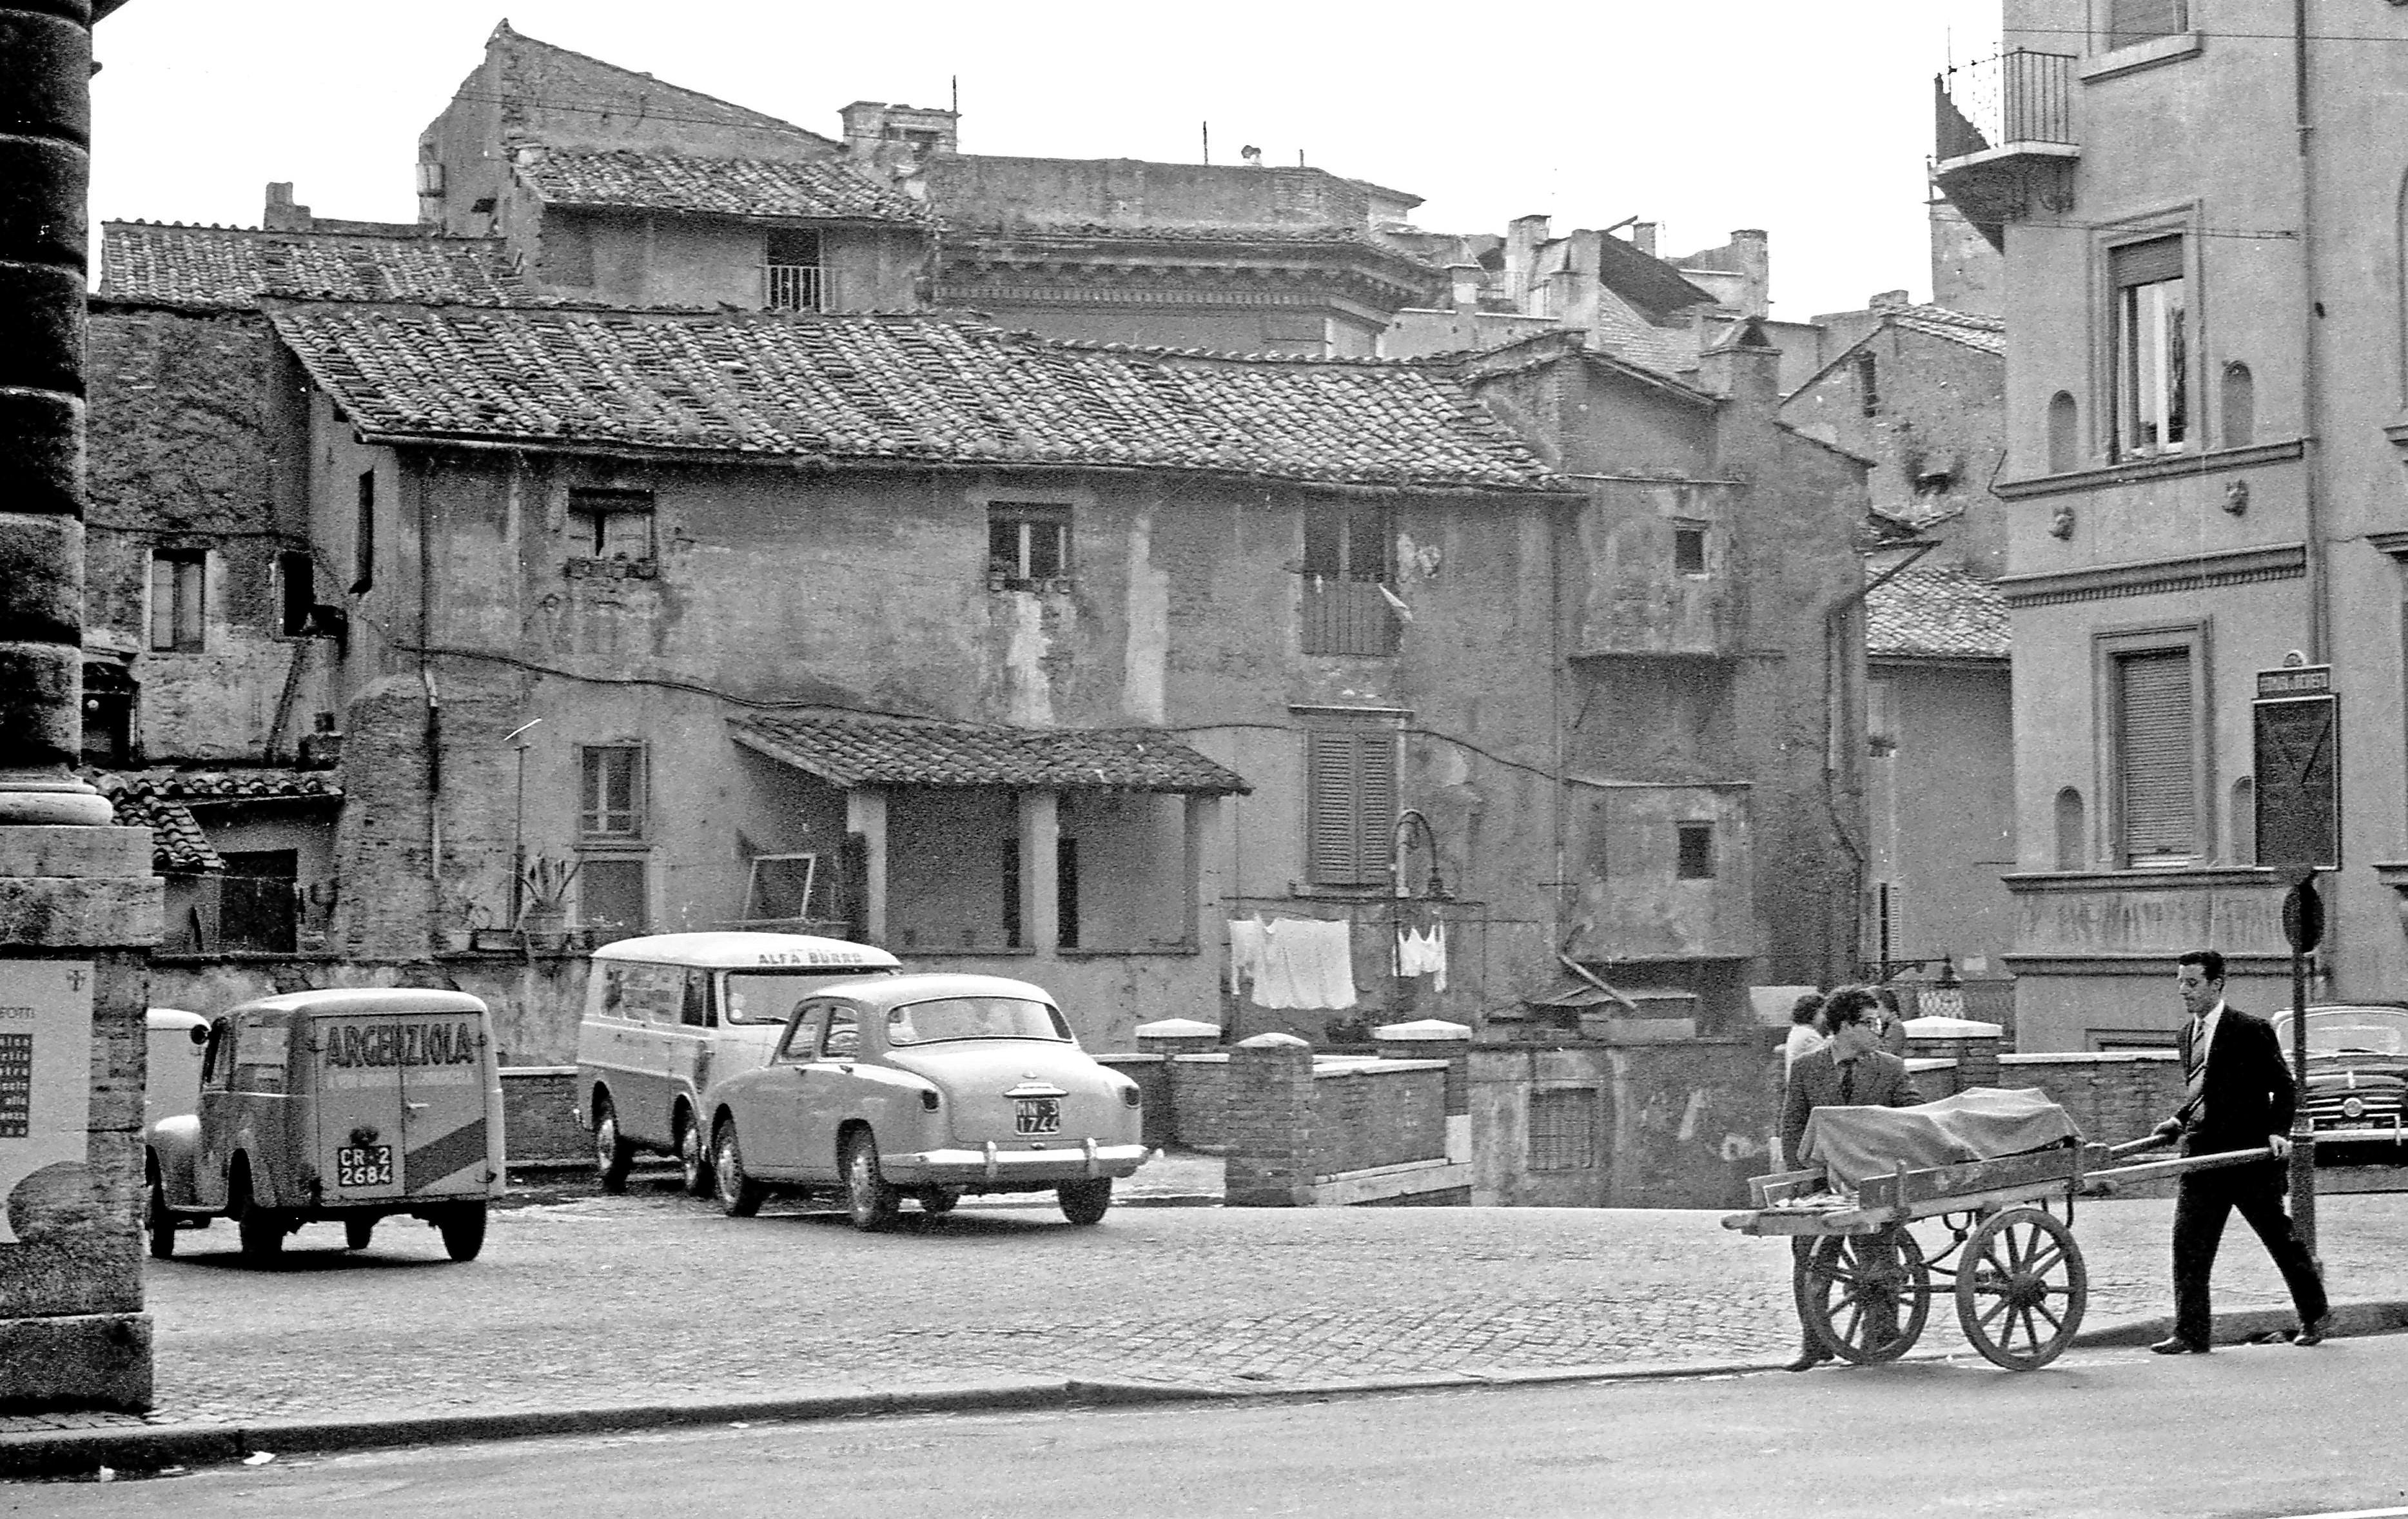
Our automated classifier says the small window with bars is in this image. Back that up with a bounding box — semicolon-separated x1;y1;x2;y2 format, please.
569;489;657;567
1302;502;1400;656
766;228;824;313
1527;1088;1598;1171
988;503;1072;589
580;745;647;839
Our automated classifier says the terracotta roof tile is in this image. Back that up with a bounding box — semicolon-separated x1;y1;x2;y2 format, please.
733;715;1250;795
99;222;526;311
269;307;1564;491
1887;304;2005;356
519;148;926;224
86;769;342;873
1866;563;2009;660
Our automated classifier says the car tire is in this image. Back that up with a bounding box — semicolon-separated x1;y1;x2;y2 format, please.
233;1175;283;1262
344;1215;377;1252
592;1092;634;1193
146;1175;177;1260
438;1202;487;1262
714;1116;765;1218
843;1131;900;1232
919;1188;961;1215
1058;1177;1113;1226
676;1110;714;1199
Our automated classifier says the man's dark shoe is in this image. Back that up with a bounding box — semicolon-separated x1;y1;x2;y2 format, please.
2295;1313;2335;1348
1784;1347;1832;1372
2148;1335;2209;1355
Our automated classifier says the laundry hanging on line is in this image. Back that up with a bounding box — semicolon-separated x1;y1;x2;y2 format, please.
1393;923;1448;993
1240;917;1357;1010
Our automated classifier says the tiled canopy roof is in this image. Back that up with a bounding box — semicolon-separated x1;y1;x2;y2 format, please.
732;715;1250;795
87;770;343;874
1887;304;2006;356
1866;562;2010;660
518;148;927;224
99;222;525;310
270;306;1563;491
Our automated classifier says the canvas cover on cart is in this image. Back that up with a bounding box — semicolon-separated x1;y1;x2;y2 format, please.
1801;1086;2081;1190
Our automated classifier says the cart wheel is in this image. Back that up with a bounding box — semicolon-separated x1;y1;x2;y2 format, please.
1955;1206;2086;1371
1802;1227;1931;1364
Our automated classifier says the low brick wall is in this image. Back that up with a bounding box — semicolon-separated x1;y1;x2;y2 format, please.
500;1067;586;1168
1093;1053;1173;1148
1224;1035;1465;1206
1308;1058;1448;1177
2002;1051;2184;1150
1166;1054;1229;1151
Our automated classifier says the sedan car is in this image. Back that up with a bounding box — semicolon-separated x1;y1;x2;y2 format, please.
2273;1005;2408;1161
701;972;1151;1230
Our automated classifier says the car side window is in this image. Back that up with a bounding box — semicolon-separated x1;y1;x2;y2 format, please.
824;1004;860;1059
776;1003;826;1063
680;970;710;1028
200;1019;233;1091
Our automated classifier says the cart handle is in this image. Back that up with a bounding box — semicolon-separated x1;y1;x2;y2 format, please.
2108;1133;2176;1158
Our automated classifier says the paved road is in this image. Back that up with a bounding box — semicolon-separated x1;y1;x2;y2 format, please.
20;1329;2408;1518
14;1177;2408;1438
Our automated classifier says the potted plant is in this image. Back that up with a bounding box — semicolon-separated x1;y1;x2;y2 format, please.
517;855;580;954
440;892;495;954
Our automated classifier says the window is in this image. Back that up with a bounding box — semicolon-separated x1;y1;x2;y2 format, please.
2107;0;2185;48
219;849;299;954
2114;646;2197;867
568;489;656;565
988;503;1072;587
2111;237;2188;457
1302;502;1400;656
1855;351;1879;416
148;549;205;652
2047;391;2080;474
580;745;646;838
1672;525;1707;576
80;660;133;765
766;228;823;313
276;551;316;636
1305;723;1397;887
1676;821;1715;880
2221;362;2255;447
352;470;375;593
2053;787;2088;871
1527;1088;1598;1171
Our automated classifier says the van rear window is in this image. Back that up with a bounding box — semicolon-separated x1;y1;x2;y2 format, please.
722;970;891;1025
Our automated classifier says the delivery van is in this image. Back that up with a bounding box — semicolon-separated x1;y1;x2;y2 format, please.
146;988;506;1263
576;932;901;1195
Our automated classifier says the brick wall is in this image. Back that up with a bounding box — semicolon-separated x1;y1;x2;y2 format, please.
2002;1052;2183;1152
1307;1060;1447;1177
499;1067;586;1166
1224;1035;1315;1206
1166;1054;1228;1151
1093;1053;1173;1148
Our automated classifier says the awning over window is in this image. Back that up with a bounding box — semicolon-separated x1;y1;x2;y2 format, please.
730;714;1250;796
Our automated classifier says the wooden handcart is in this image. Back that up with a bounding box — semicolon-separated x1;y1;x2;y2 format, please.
1724;1137;2273;1371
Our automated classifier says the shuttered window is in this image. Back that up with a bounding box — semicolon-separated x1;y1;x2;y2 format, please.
1528;1088;1598;1171
2108;0;2185;49
2117;649;2195;867
1306;726;1396;887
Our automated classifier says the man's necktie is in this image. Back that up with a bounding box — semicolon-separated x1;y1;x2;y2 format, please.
1839;1059;1855;1105
2181;1017;2207;1124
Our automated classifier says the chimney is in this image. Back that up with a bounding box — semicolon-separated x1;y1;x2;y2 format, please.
1696;317;1783;409
1505;214;1549;308
1448;263;1483;314
262;182;311;232
1631;220;1658;257
1869;288;1911;311
1725;229;1770;319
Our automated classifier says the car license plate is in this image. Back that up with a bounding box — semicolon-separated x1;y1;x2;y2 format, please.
1014;1097;1062;1135
337;1145;394;1187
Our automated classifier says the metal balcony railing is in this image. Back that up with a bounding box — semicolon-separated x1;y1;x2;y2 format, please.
767;263;823;313
1934;50;2077;164
1302;578;1400;657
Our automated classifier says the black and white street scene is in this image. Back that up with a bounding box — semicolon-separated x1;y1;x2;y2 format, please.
10;1;2408;1513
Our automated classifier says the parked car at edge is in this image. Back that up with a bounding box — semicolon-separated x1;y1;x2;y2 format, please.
147;988;505;1262
703;972;1150;1230
576;932;903;1195
2273;1004;2408;1161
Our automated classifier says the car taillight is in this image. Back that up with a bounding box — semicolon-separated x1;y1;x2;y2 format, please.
919;1090;941;1112
1121;1085;1142;1108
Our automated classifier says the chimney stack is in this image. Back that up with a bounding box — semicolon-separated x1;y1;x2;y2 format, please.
262;182;311;232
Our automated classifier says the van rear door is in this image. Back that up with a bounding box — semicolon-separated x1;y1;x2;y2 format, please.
315;1011;491;1202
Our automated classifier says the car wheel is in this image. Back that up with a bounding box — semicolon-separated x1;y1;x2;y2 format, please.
438;1202;487;1262
1058;1177;1113;1226
344;1215;377;1252
146;1175;177;1260
843;1131;900;1232
592;1092;634;1193
676;1110;714;1199
713;1116;765;1218
919;1188;961;1215
233;1174;283;1262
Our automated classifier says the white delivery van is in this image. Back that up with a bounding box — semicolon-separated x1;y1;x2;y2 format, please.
575;932;901;1194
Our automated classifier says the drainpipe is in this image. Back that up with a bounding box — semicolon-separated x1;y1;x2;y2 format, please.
2295;0;2326;665
1821;544;1936;982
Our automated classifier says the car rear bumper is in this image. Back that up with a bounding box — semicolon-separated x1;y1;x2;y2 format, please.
885;1141;1151;1186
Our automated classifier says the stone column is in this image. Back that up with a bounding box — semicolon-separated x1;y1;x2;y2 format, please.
1223;1032;1315;1207
0;1;161;1413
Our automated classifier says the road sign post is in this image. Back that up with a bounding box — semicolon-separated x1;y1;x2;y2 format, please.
2256;663;2337;1262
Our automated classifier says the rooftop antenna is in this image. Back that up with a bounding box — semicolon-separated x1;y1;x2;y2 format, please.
951;75;958;114
1202;121;1209;164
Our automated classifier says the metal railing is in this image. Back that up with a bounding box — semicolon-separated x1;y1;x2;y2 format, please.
1934;50;2077;162
1302;578;1400;657
767;263;823;313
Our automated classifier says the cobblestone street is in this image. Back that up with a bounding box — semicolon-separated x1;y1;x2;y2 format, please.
12;1178;2407;1442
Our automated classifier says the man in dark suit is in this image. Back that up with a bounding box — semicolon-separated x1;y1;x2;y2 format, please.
1779;986;1922;1371
2148;948;2332;1354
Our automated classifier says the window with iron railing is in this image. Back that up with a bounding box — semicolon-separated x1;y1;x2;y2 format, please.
1302;502;1399;656
766;228;824;312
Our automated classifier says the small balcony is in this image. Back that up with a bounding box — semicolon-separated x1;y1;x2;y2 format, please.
1302;578;1400;658
767;263;823;313
1933;50;2080;250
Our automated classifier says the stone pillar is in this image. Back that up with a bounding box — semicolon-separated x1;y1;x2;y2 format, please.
0;1;160;1413
1904;1017;2004;1092
845;790;887;946
1134;1017;1220;1056
1373;1018;1471;1115
1017;789;1059;952
1223;1032;1315;1207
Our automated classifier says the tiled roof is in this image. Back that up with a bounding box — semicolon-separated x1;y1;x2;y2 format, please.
1866;563;2009;660
99;222;526;311
1887;304;2005;356
732;715;1251;795
270;307;1564;491
518;148;926;224
86;770;343;874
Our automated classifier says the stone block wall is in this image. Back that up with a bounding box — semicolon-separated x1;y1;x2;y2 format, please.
499;1067;586;1166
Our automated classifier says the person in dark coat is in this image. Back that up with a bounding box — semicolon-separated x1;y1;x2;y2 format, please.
2148;948;2331;1353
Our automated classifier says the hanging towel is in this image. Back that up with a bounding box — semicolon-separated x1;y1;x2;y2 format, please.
1394;924;1451;994
1226;916;1268;996
1258;917;1356;1010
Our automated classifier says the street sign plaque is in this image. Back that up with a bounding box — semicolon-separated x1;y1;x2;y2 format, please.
2254;665;2338;870
2281;877;2325;953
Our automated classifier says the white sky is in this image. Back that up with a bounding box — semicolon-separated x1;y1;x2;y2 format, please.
88;1;2001;320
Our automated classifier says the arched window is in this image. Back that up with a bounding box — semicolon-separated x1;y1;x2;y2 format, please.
2221;362;2255;447
2231;776;2256;865
2054;787;2087;872
2047;391;2080;475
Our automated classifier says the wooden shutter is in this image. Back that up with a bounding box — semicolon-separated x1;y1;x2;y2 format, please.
2109;235;2183;289
2108;0;2184;49
2119;649;2195;865
1306;727;1396;885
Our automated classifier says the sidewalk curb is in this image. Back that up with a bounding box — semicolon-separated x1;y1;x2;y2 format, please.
11;1300;2405;1480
